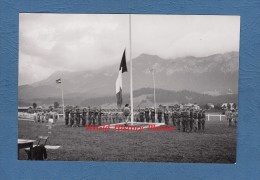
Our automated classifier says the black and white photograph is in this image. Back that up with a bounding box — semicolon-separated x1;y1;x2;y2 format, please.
18;14;240;163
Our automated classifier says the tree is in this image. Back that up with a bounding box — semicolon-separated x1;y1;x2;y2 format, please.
54;102;59;108
214;103;221;110
204;104;210;110
32;102;37;109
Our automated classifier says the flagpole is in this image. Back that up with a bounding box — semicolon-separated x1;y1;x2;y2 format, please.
61;82;65;120
152;69;156;119
129;14;134;125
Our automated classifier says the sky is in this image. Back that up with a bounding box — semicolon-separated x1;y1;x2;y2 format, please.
19;14;240;85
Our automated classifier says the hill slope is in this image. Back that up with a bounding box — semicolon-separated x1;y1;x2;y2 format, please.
19;51;239;104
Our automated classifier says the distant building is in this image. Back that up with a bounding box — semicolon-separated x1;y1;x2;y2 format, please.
183;103;200;110
193;104;200;110
18;106;32;113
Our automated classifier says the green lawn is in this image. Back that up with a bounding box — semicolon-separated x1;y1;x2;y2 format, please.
18;118;236;163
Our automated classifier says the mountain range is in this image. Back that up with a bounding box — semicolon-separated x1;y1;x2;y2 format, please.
19;51;239;107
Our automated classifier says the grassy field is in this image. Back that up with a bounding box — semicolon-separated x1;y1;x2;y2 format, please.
18;118;236;163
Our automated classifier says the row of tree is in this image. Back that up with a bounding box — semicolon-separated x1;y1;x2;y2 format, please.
32;102;60;109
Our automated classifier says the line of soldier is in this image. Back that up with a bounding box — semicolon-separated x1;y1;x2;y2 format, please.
136;108;206;132
64;106;206;132
65;108;103;127
33;111;58;123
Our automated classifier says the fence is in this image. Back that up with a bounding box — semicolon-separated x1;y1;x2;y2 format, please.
206;114;226;121
18;112;35;120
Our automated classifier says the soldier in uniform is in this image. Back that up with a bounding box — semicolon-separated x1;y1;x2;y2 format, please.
123;104;131;126
175;109;181;131
45;111;49;123
182;109;190;132
75;108;80;127
151;108;155;123
115;112;120;123
201;110;206;130
232;109;238;126
172;109;176;126
198;109;202;131
88;107;93;125
164;109;169;125
93;107;99;125
139;109;145;122
193;110;198;132
118;112;123;123
181;109;186;132
145;108;150;123
225;108;232;127
98;108;102;126
108;111;111;123
189;108;194;132
82;108;87;126
111;111;114;123
65;109;69;126
37;112;41;122
135;109;141;122
186;109;191;132
157;108;163;123
70;109;75;127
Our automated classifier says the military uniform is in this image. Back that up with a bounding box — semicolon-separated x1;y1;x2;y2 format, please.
189;109;194;132
70;110;75;126
193;110;198;131
226;110;232;127
145;108;150;122
181;110;190;132
139;110;145;122
82;109;87;126
151;109;155;123
198;111;202;130
175;110;181;131
88;109;93;125
232;110;238;126
164;110;169;125
172;110;176;126
111;112;115;123
93;109;98;125
201;111;206;130
181;110;186;132
75;109;80;127
123;106;130;125
65;109;69;126
157;109;162;123
98;109;102;126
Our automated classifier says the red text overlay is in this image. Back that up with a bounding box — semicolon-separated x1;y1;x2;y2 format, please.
85;125;176;132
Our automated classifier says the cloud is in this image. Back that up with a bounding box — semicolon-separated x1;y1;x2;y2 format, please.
19;14;240;85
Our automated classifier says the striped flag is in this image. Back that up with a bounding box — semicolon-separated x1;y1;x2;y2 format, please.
116;50;127;108
56;78;62;84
